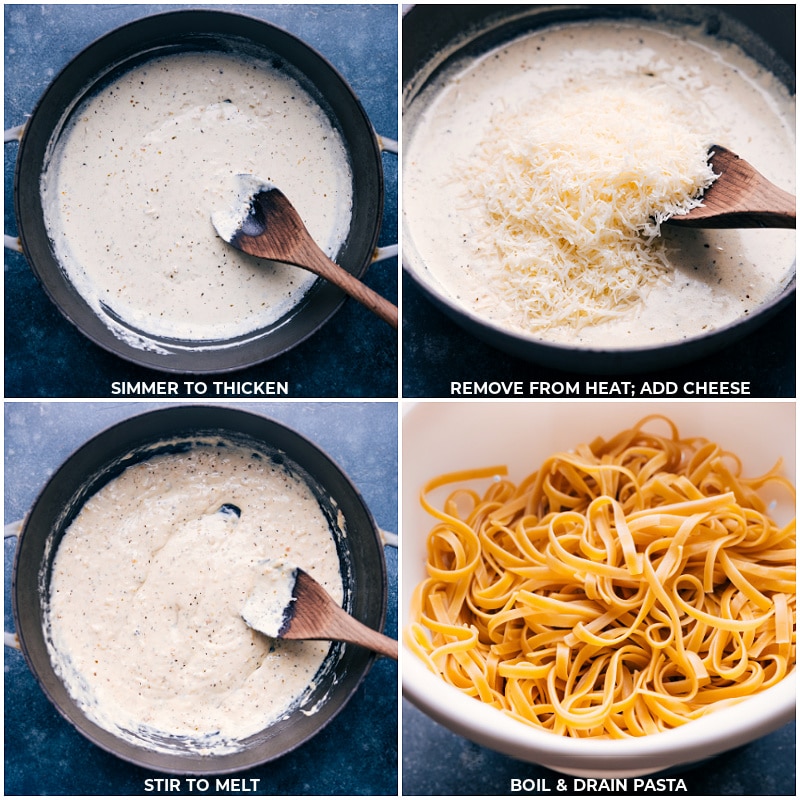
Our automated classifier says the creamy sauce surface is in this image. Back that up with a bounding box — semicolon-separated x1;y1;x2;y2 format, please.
404;20;796;347
42;51;353;346
46;443;343;754
242;560;298;639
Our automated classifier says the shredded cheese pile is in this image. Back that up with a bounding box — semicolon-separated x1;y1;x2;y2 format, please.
460;83;717;332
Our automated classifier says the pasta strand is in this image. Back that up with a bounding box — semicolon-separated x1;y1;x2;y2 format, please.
406;416;796;738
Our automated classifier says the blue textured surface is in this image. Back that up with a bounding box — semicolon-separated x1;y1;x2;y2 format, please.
402;700;795;796
4;4;398;398
4;401;398;795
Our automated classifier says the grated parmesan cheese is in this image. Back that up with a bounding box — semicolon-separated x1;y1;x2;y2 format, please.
459;82;717;332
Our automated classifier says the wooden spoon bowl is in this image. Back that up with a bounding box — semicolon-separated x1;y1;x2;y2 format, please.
668;145;795;229
243;563;398;660
213;182;398;328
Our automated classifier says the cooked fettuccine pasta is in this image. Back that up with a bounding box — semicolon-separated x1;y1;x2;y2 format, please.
406;415;796;737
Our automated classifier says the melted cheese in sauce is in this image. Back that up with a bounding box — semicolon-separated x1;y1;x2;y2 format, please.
45;444;343;755
403;20;796;347
42;51;353;346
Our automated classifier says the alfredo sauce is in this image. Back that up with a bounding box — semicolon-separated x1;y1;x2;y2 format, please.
45;442;344;754
42;51;353;346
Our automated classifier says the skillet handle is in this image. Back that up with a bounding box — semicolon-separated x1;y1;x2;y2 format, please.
4;520;23;649
380;529;398;548
374;133;398;264
4;125;25;254
373;244;398;265
4;124;24;143
377;135;398;155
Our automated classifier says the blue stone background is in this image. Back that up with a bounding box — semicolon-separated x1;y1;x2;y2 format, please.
402;698;795;796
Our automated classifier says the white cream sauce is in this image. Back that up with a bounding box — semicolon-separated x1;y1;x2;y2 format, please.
42;51;353;345
45;443;344;754
404;20;796;347
241;559;298;639
211;174;276;245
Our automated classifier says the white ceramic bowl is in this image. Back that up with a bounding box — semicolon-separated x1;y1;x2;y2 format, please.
401;401;795;777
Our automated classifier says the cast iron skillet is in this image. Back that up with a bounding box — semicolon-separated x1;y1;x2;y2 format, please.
10;405;387;774
402;4;796;374
13;9;386;373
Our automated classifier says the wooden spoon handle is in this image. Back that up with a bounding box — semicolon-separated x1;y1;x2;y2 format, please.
324;607;399;660
288;570;399;659
302;242;398;328
232;188;399;327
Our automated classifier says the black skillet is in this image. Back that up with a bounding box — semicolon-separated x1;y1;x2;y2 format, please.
9;405;387;774
13;9;387;373
402;4;796;374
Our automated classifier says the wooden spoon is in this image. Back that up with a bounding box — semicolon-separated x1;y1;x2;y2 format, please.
668;145;795;229
213;180;398;328
242;562;398;660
